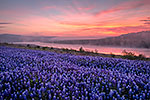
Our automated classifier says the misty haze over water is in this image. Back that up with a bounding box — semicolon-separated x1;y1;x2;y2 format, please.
13;42;150;58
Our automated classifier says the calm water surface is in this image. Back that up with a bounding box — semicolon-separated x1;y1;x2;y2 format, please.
13;42;150;57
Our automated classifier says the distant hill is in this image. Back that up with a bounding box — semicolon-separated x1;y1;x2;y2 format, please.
0;34;56;43
1;31;150;48
51;31;150;48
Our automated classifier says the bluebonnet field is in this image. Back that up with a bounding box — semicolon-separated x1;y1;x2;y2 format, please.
0;46;150;100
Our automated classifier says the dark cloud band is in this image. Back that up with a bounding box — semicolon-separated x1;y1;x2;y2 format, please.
140;20;150;22
140;17;150;25
144;22;150;25
0;22;12;25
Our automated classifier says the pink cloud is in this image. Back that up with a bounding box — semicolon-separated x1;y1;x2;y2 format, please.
77;6;94;11
1;0;149;37
0;8;34;18
95;0;150;16
140;17;150;25
74;25;150;36
106;25;150;33
42;6;57;10
71;0;94;11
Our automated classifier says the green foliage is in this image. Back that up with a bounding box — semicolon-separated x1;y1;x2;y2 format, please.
36;46;40;48
121;50;136;60
121;50;146;60
42;47;48;50
122;50;135;56
138;54;146;60
27;44;30;47
62;48;69;51
110;53;115;58
50;47;54;49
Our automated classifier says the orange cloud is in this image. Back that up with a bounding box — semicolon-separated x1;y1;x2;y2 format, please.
1;0;149;37
43;25;149;37
70;25;150;36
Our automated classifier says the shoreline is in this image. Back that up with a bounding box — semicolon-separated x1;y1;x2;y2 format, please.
0;43;149;61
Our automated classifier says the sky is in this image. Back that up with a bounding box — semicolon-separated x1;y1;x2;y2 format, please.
0;0;150;38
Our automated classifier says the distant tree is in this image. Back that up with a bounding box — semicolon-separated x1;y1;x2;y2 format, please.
50;47;54;49
27;44;30;47
122;50;127;55
110;52;115;58
122;50;136;60
79;47;84;52
95;49;98;54
36;46;40;48
138;54;146;60
122;50;135;56
42;47;48;50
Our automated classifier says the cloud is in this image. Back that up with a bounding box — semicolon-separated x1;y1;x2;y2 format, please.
0;22;12;29
140;20;150;21
95;0;150;16
0;0;149;37
59;21;91;26
106;25;149;33
71;0;94;13
76;25;150;36
0;26;5;28
144;22;150;25
140;17;150;25
0;22;12;24
41;0;94;16
77;6;94;11
42;6;56;10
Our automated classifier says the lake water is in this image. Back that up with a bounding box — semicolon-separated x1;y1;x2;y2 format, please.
13;42;150;57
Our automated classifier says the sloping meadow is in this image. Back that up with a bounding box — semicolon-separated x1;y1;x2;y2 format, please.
0;46;150;100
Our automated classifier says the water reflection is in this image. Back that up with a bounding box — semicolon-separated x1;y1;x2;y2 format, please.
13;42;150;57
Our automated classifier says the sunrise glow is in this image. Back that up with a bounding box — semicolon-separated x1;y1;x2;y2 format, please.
0;0;150;37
